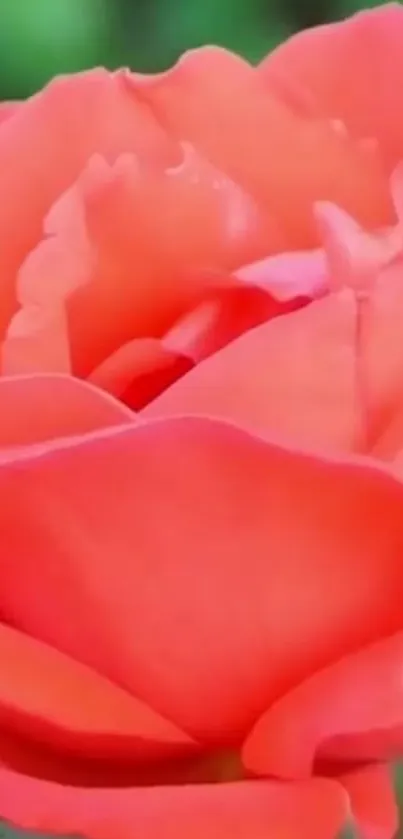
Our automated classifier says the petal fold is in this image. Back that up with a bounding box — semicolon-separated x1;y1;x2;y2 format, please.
243;631;403;778
0;621;195;776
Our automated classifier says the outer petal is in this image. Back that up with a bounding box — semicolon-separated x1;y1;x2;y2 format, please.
243;631;403;778
0;68;177;337
1;417;403;743
259;4;403;172
0;621;195;777
0;374;133;446
340;765;398;839
0;772;348;839
130;47;392;248
145;291;361;453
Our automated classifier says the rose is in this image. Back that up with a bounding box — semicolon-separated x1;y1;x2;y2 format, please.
0;4;402;839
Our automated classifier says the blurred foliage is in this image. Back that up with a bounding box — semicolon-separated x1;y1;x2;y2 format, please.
0;0;396;98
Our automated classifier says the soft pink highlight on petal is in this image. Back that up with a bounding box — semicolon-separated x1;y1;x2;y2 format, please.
315;201;401;294
235;248;328;300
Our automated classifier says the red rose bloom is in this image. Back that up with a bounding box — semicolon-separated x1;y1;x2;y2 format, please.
0;4;403;838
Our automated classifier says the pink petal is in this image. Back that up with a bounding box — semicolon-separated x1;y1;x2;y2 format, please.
0;69;177;339
315;201;401;294
260;4;403;173
89;337;193;410
0;374;133;446
0;102;20;127
145;291;361;453
235;247;328;300
340;765;398;839
0;771;348;839
7;144;275;379
163;284;293;364
2;305;72;375
0;417;403;743
0;620;195;775
243;631;403;777
130;47;391;247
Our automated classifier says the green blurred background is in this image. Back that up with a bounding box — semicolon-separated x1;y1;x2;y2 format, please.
0;0;391;99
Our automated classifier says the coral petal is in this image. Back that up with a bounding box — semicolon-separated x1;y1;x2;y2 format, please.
131;47;392;247
0;69;177;337
0;418;402;742
341;765;398;839
260;4;403;172
0;373;133;446
0;102;20;126
145;292;360;453
0;772;348;839
0;621;195;767
89;337;192;409
236;247;328;300
243;631;403;777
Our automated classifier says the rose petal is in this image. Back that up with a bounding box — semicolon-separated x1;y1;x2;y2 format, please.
2;305;72;375
89;337;193;410
371;405;403;466
145;291;361;453
358;261;403;450
0;69;177;337
235;247;328;300
8;142;276;379
0;417;403;743
340;765;398;839
259;4;403;172
0;374;133;446
163;284;292;364
0;621;195;774
0;771;348;839
243;631;403;778
0;102;20;127
314;201;402;295
308;199;403;453
130;47;392;248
